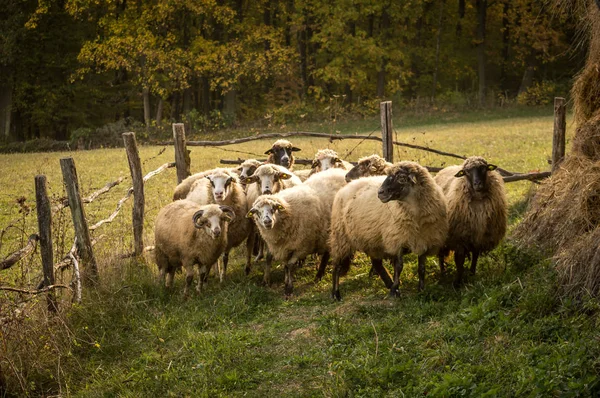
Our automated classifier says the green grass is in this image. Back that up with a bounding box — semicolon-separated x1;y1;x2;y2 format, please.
2;106;600;397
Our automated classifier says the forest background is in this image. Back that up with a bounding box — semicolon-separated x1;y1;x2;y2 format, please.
0;0;583;147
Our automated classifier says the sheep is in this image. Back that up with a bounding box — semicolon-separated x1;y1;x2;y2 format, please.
247;168;348;293
433;156;507;286
264;139;301;170
173;167;236;201
242;164;302;274
344;154;393;182
237;159;263;182
292;169;312;182
186;168;251;282
329;161;448;300
154;201;235;296
308;149;354;177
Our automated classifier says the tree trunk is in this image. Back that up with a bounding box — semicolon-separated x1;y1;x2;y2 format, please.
182;88;192;115
0;82;12;142
377;8;391;98
456;0;466;36
155;98;163;127
500;1;510;93
431;0;445;103
143;86;151;128
518;65;535;96
223;89;237;121
201;76;210;116
476;0;487;106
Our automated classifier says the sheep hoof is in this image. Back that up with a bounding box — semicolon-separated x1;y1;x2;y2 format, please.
389;288;400;298
332;290;341;301
245;267;251;276
284;285;294;297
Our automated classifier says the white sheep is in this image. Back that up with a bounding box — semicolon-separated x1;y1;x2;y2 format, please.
344;154;393;182
186;168;251;282
308;149;353;177
154;201;234;296
329;161;448;300
172;167;236;201
236;159;263;184
434;156;507;285
247;168;347;293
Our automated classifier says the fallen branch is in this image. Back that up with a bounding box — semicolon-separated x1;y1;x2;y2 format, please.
0;284;71;295
502;171;551;183
0;234;39;271
120;245;155;259
69;252;82;303
52;177;125;213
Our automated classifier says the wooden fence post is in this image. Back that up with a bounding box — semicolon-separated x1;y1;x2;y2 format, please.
552;97;566;174
122;132;145;256
380;101;394;163
173;123;191;184
35;175;57;312
60;157;98;284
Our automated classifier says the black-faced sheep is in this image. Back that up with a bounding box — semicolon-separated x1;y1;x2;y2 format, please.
186;168;251;282
344;154;393;182
329;161;448;300
434;156;507;285
154;201;234;296
247;168;347;293
242;164;302;274
308;149;354;177
265;139;301;170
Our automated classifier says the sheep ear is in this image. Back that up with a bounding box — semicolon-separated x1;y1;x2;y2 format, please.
243;175;258;184
291;147;301;152
275;203;285;211
264;148;274;155
311;160;319;169
278;172;292;180
455;170;466;178
219;205;236;222
369;165;377;172
192;210;205;228
246;208;257;218
408;173;418;185
487;164;498;171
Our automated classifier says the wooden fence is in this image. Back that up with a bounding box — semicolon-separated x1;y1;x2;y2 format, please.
0;99;566;310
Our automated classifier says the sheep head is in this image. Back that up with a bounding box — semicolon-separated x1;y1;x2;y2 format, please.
206;169;237;202
265;139;301;169
242;164;293;195
192;205;235;239
237;159;263;181
345;154;388;182
454;156;498;193
247;196;287;230
311;149;343;172
378;162;422;203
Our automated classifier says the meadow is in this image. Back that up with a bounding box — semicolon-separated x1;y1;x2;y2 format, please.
1;107;600;396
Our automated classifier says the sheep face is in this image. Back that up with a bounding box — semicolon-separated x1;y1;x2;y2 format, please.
265;140;301;168
237;160;262;181
455;158;497;193
378;167;418;203
243;166;293;195
247;200;285;230
312;149;343;172
206;173;235;202
345;155;386;182
193;205;235;239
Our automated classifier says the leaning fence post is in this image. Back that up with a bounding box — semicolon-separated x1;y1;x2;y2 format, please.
552;97;566;174
60;157;98;284
35;175;57;312
122;132;145;256
173;123;191;184
380;101;394;163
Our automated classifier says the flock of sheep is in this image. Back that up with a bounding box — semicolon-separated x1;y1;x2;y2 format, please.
154;139;508;299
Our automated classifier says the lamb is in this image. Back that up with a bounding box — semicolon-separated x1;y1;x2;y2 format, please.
242;164;302;274
247;168;348;293
154;201;234;296
329;161;448;300
186;168;251;281
264;139;301;170
434;156;507;286
344;154;393;182
308;149;354;177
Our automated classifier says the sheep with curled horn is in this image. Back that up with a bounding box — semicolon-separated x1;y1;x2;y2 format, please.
242;164;302;275
329;161;448;300
434;156;507;286
154;201;235;296
186;168;251;282
345;154;393;182
264;139;301;170
308;149;354;177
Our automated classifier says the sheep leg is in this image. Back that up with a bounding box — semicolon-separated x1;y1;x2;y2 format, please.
218;251;230;283
284;261;296;296
315;252;330;281
390;252;404;297
371;258;393;289
331;257;350;301
263;252;273;286
245;232;255;276
438;253;446;275
197;264;208;293
417;254;426;292
183;263;194;297
166;270;175;289
158;267;167;287
470;250;480;275
255;237;265;262
453;249;467;287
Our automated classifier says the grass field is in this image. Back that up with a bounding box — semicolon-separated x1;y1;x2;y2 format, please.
2;107;600;396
